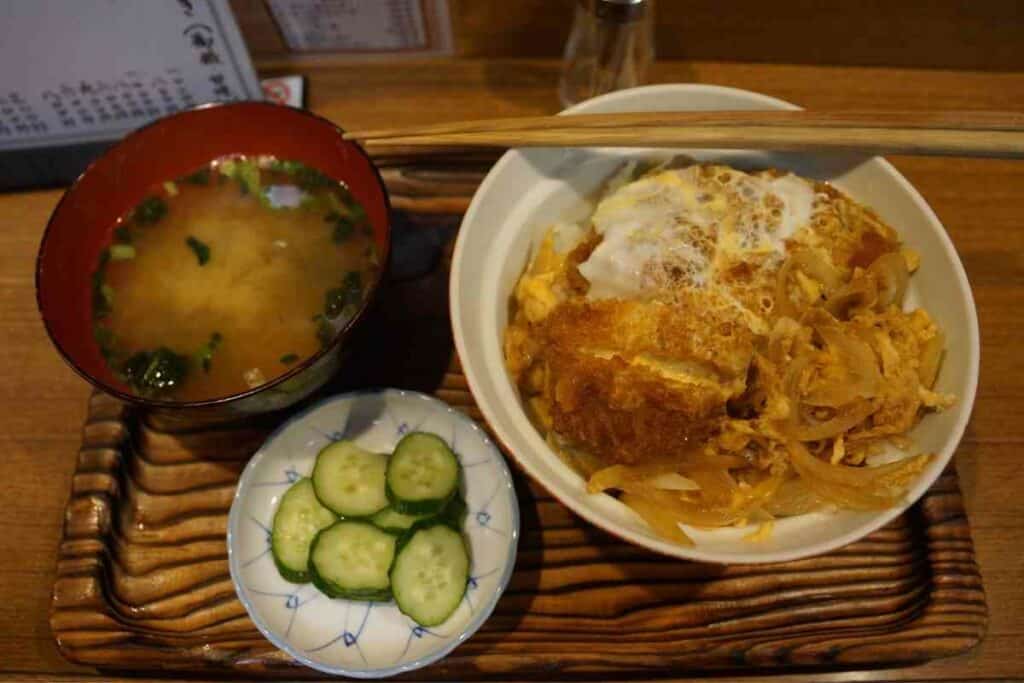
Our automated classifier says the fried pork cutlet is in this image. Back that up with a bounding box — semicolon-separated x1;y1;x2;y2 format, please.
529;293;756;465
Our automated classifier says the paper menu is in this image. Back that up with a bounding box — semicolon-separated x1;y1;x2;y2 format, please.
267;0;453;55
0;0;261;158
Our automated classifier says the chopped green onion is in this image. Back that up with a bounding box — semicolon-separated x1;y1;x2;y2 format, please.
108;244;136;261
114;226;133;243
163;181;179;197
269;159;305;175
280;353;299;365
218;158;261;196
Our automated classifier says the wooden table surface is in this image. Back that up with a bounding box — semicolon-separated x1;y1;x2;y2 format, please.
1;59;1021;682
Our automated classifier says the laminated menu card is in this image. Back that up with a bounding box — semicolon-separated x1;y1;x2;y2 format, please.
0;0;262;190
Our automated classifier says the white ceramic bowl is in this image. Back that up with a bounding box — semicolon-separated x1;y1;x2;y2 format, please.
450;84;979;564
227;389;519;677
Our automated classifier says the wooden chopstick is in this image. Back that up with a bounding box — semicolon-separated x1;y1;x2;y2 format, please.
344;110;1024;159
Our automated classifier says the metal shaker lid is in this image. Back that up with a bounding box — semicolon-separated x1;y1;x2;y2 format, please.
593;0;648;22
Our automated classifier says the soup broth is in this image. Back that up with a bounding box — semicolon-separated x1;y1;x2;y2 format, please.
92;156;380;401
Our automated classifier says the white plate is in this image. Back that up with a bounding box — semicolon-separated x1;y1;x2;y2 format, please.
227;389;519;677
450;84;979;564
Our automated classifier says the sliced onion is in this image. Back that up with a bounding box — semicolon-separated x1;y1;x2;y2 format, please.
789;404;875;451
587;465;629;494
869;252;910;308
825;277;878;318
787;440;924;488
679;468;736;506
774;251;841;319
803;310;881;405
799;476;896;510
812;311;880;379
649;472;700;491
762;477;825;516
646;488;746;527
792;250;842;291
620;492;694;545
588;460;699;495
918;330;945;389
774;258;800;320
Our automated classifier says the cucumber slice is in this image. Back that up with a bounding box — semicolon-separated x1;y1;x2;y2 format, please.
390;520;470;626
386;432;461;515
312;440;389;517
371;493;467;535
271;478;337;583
309;520;396;600
370;506;432;535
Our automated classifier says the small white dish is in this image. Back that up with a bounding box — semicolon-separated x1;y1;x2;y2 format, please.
450;84;980;564
227;389;519;678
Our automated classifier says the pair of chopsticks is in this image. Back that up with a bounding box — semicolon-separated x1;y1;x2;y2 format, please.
344;110;1024;159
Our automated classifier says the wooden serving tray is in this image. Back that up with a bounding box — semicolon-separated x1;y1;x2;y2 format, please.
50;160;987;678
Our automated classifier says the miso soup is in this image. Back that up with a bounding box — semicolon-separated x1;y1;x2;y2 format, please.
92;156;380;401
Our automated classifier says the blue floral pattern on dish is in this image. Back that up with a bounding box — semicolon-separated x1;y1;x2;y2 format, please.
227;389;520;678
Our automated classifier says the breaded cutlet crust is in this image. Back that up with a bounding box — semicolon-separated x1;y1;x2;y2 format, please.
535;295;756;464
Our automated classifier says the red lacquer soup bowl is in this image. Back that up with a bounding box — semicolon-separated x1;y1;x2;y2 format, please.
36;102;392;416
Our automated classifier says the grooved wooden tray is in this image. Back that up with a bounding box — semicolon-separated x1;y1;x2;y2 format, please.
50;160;987;678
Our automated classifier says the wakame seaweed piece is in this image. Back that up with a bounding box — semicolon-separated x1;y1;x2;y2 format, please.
325;271;363;319
133;196;168;226
114;226;133;243
196;332;223;372
347;201;367;225
293;164;333;191
342;270;362;296
313;314;334;347
326;211;355;243
120;347;189;396
280;353;299;365
186;236;211;265
335;220;354;243
181;167;211;185
269;159;305;175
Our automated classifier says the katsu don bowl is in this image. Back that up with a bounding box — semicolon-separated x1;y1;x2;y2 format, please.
450;85;979;563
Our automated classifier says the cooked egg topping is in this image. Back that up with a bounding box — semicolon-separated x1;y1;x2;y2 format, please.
579;165;818;301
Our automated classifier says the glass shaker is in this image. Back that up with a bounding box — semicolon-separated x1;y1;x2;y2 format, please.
558;0;655;108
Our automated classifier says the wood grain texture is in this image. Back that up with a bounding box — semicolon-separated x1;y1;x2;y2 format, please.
51;394;986;678
48;163;988;677
1;59;1023;681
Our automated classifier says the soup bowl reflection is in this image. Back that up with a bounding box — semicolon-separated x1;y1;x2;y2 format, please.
36;102;391;416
